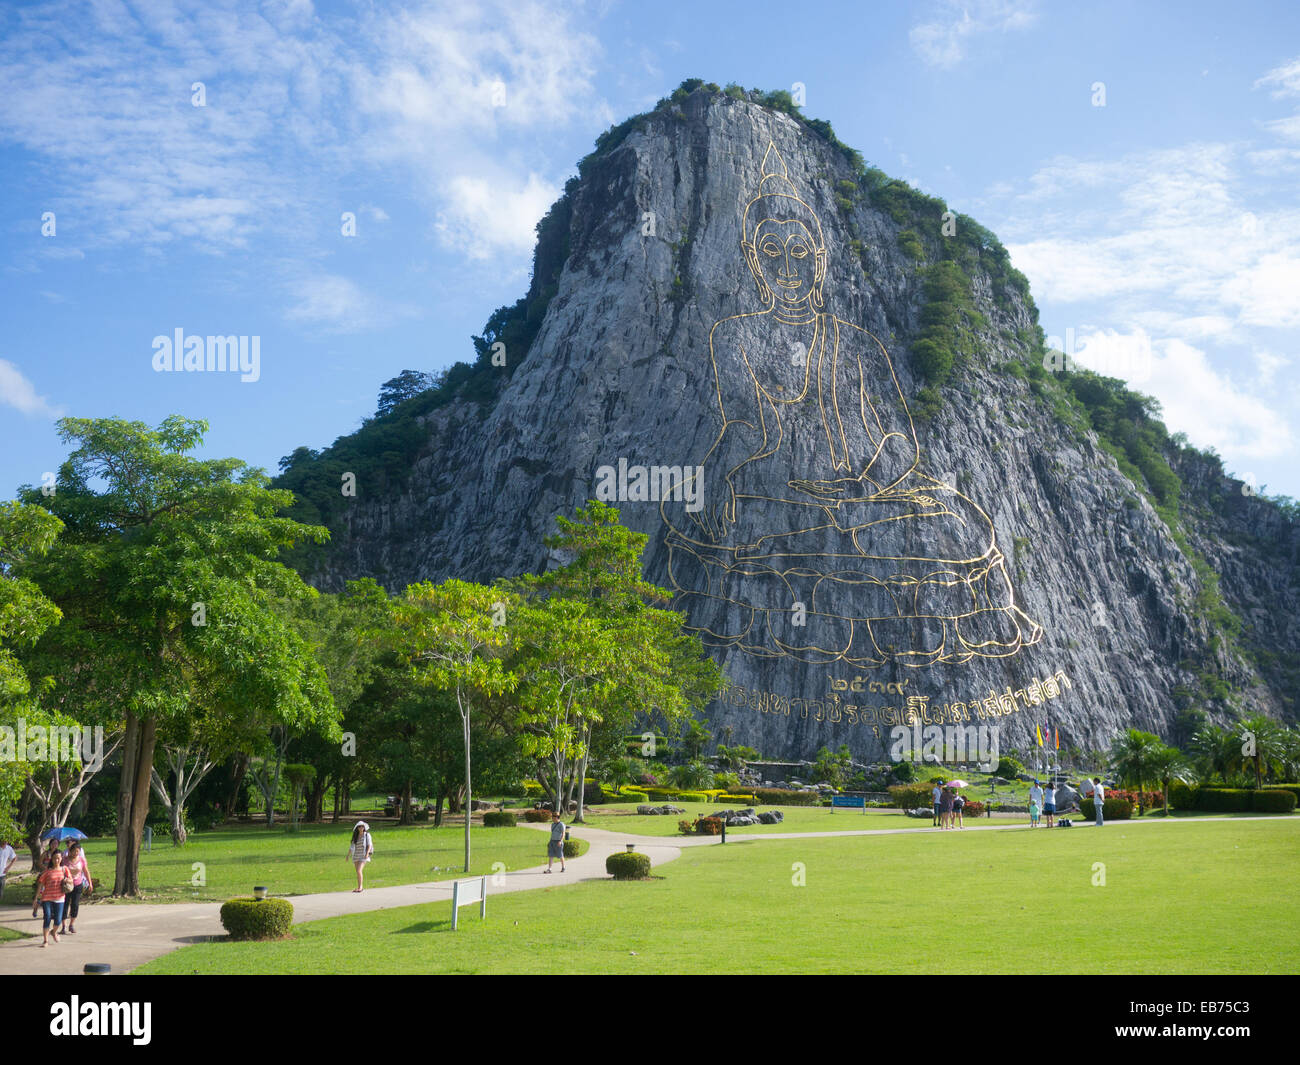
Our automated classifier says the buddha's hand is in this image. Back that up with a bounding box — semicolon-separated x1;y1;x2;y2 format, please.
789;477;861;500
694;481;736;541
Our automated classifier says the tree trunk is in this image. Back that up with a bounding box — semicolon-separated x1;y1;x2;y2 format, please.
224;753;249;820
574;743;591;824
460;690;472;874
170;802;187;845
113;712;157;897
400;780;413;826
306;774;329;823
433;793;445;827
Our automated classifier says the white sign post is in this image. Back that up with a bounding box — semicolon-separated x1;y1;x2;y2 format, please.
450;875;487;931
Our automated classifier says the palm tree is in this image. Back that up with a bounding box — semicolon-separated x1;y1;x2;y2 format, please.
1147;743;1190;815
1237;714;1287;789
1190;724;1238;783
1109;728;1162;812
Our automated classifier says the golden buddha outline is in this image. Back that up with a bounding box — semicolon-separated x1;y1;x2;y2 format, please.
660;142;1043;669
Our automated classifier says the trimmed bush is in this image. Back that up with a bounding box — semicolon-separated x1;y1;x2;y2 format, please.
483;811;516;827
963;800;985;817
614;788;648;803
754;788;819;806
562;838;586;858
523;809;553;823
1251;789;1297;813
606;851;651;880
1080;797;1133;821
888;784;935;810
521;780;544;798
220;897;294;941
675;791;710;803
1169;781;1199;810
695;816;723;835
1195;788;1252;813
716;793;756;804
1264;784;1300;801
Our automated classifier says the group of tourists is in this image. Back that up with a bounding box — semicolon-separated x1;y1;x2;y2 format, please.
931;783;966;829
1027;780;1059;827
25;837;93;947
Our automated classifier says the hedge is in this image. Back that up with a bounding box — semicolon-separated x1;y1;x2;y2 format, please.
716;793;757;804
675;791;711;803
1263;784;1300;801
754;788;819;806
563;838;586;858
1169;781;1198;810
1195;788;1253;812
1079;798;1133;820
888;784;935;809
220;897;294;941
606;851;652;879
523;809;553;823
963;800;985;817
483;811;516;827
1251;790;1296;813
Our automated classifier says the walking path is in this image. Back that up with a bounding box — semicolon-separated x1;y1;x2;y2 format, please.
1;814;1292;974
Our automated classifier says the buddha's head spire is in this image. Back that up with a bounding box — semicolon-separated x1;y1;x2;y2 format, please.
742;141;828;311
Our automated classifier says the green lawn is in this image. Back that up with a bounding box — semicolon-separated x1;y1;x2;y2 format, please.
3;823;570;904
137;818;1300;974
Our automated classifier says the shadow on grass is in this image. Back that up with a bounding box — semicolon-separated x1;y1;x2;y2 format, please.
393;920;452;934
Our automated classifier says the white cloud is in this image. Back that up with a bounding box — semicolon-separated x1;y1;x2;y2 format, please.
1254;56;1300;98
285;274;376;329
0;0;600;265
436;172;559;259
910;0;1038;69
0;360;63;418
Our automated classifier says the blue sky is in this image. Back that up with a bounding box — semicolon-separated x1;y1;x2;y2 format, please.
2;0;1297;505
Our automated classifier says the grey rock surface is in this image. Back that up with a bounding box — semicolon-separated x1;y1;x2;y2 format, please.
303;89;1298;760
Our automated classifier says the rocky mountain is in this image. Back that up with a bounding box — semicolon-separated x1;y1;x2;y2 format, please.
275;81;1300;762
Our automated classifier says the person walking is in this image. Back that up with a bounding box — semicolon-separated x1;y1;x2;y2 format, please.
1092;777;1105;827
1043;781;1057;828
545;811;567;872
0;838;15;902
348;821;373;892
59;841;92;934
32;838;63;917
931;782;943;827
37;851;72;947
939;786;955;830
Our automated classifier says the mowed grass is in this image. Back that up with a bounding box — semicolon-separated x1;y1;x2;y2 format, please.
137;818;1300;974
2;823;563;904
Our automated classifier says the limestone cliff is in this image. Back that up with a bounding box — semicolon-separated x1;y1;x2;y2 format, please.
277;83;1299;761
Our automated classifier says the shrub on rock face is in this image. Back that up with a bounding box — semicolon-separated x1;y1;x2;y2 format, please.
220;897;294;941
606;851;651;879
524;809;553;823
1251;789;1296;813
483;811;516;827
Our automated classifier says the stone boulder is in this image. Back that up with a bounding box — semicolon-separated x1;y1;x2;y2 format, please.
905;807;933;818
757;810;784;825
636;804;683;815
1052;785;1080;811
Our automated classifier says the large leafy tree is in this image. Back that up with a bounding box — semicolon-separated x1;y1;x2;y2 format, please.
0;501;64;843
512;501;722;822
17;416;334;894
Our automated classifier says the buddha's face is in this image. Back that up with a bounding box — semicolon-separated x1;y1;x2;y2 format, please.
745;218;824;308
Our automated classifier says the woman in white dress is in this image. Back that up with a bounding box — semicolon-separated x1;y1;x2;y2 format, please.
349;821;374;892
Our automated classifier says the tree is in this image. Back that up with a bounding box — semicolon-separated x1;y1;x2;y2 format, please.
376;370;436;417
1110;728;1162;810
18;416;334;894
1190;724;1240;783
812;744;853;788
666;760;714;790
393;579;517;873
1148;743;1190;815
1236;714;1288;789
715;744;759;772
680;718;712;762
510;501;722;822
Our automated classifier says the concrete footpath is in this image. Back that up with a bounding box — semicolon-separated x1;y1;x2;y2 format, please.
1;814;1292;974
0;824;686;975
